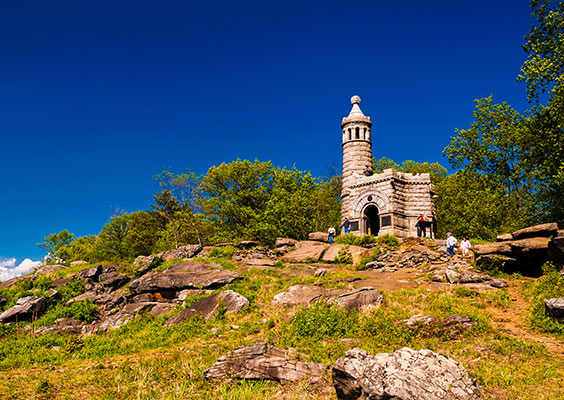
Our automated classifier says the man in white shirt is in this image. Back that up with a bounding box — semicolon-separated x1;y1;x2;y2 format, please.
446;232;457;256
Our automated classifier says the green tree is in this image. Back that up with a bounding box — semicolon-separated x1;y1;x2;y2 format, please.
435;170;520;240
198;159;275;242
92;214;131;261
65;235;97;262
37;230;75;260
122;211;162;257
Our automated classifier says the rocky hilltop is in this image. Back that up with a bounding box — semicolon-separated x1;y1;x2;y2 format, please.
1;224;564;399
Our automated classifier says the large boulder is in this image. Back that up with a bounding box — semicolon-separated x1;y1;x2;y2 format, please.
75;265;103;281
275;238;298;248
322;245;370;265
512;223;559;240
128;270;242;295
164;261;222;273
548;232;564;267
308;232;329;242
0;296;47;323
332;347;482;400
133;255;162;274
282;241;329;263
272;285;334;307
205;343;325;383
34;264;66;276
333;288;383;311
157;244;203;262
545;298;564;320
165;290;249;326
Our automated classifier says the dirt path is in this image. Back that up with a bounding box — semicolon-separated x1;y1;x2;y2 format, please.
486;278;564;357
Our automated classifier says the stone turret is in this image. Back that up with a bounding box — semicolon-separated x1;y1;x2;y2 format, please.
340;95;436;238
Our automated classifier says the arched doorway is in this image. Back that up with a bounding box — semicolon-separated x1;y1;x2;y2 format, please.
363;205;380;235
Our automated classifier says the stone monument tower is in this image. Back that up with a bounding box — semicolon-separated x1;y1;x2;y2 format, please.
340;95;436;238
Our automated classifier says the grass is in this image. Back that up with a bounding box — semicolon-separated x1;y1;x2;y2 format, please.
2;264;564;399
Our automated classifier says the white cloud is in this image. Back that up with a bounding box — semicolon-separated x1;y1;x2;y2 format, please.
0;257;41;282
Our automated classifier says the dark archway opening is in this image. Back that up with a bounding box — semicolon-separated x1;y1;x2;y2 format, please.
364;205;380;236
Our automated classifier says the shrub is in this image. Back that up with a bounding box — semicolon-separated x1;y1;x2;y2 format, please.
209;246;237;259
291;300;359;339
376;234;399;247
523;263;564;334
334;245;353;264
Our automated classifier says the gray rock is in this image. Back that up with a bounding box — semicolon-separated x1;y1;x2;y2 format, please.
496;233;513;242
333;288;383;311
272;285;330;306
128;270;242;294
165;290;249;326
75;265;103;281
158;244;203;262
35;317;85;335
545;298;564;320
275;238;298;247
332;347;482;400
0;292;6;307
205;343;325;383
512;223;559;240
314;268;327;277
34;264;66;276
133;255;162;274
0;296;47;323
237;240;259;249
164;260;222;273
308;232;329;242
549;235;564;267
282;241;329;263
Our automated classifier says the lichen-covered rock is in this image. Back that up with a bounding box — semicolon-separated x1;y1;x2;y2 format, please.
275;238;298;247
34;264;66;276
0;296;47;323
128;270;242;294
75;265;103;281
157;244;203;262
164;290;249;326
282;241;329;263
272;285;332;306
308;232;329;242
512;223;559;240
332;347;482;400
205;343;325;383
332;288;383;311
322;244;370;265
545;298;564;320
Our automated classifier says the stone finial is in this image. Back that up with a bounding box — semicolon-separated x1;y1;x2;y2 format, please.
351;95;361;105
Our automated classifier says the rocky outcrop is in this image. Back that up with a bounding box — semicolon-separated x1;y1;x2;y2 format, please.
164;261;222;273
35;317;85;335
308;232;329;242
475;223;560;275
275;238;298;247
332;347;482;400
549;230;564;268
398;314;477;338
34;264;66;276
158;244;203;262
272;285;338;306
333;288;383;311
164;290;249;326
322;245;370;265
282;241;329;263
205;343;325;383
237;240;259;249
544;298;564;320
272;285;383;310
0;296;47;323
128;270;242;294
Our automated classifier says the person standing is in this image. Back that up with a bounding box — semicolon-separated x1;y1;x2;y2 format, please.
328;225;336;244
416;214;426;237
342;218;351;234
446;232;457;256
460;237;472;257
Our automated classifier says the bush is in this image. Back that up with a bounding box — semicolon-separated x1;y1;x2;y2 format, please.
376;234;399;247
208;246;238;259
291;300;359;339
334;245;353;264
524;263;564;334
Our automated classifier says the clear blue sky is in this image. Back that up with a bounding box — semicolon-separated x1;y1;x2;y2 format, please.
1;0;533;264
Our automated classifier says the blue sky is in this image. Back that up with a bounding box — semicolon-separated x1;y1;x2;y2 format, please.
0;0;533;267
